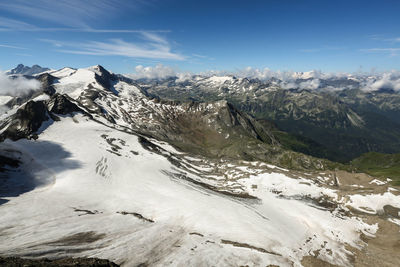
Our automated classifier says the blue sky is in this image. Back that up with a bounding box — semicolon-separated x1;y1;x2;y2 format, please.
0;0;399;74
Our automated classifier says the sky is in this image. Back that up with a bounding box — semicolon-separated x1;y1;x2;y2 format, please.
0;0;400;74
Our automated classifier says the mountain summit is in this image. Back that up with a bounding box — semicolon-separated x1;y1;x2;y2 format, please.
6;64;50;76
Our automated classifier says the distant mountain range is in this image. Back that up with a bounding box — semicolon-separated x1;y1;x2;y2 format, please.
141;74;400;162
6;64;50;76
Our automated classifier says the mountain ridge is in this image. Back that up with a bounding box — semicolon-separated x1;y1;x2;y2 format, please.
6;64;50;76
0;64;400;266
142;74;400;162
1;65;338;171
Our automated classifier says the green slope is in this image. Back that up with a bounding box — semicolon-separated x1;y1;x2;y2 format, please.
351;152;400;185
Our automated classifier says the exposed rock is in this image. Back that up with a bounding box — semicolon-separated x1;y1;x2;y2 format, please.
0;94;86;141
0;256;119;267
93;65;116;92
37;73;57;96
46;94;83;115
0;101;49;141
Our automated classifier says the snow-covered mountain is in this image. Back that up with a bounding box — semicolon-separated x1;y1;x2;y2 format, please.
6;64;50;76
0;65;399;266
139;69;400;94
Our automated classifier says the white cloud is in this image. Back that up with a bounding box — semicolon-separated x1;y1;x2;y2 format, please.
191;53;215;61
0;0;139;28
0;1;162;33
299;46;345;53
0;44;26;49
140;32;169;46
362;71;400;92
129;64;177;79
361;48;400;57
127;64;195;81
0;16;168;33
0;16;37;31
176;72;194;82
49;34;185;60
298;79;321;90
235;67;275;80
234;67;329;84
0;71;41;96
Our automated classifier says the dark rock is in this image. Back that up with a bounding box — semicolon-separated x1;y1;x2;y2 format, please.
383;205;400;218
0;155;20;172
37;73;57;96
0;101;49;141
0;256;119;266
46;94;83;115
93;65;115;91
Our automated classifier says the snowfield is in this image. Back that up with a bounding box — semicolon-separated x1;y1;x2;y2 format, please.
0;114;379;266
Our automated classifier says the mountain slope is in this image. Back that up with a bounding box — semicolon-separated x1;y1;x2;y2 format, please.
143;76;400;162
0;101;382;267
0;65;399;266
351;152;400;185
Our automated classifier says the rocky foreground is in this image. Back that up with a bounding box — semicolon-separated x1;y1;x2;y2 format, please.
0;256;118;267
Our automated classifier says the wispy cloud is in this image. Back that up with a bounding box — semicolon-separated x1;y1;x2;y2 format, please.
0;44;26;49
384;37;400;43
15;53;32;57
0;16;168;33
140;32;169;45
299;46;345;53
0;0;145;28
361;48;400;57
0;16;37;31
368;34;400;43
39;39;65;47
363;34;400;56
191;53;215;60
42;33;185;60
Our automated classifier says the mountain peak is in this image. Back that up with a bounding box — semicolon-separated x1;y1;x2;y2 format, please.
88;65;109;75
7;64;50;76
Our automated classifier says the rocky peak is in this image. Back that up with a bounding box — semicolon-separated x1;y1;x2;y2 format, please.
6;64;50;76
36;73;57;96
91;65;116;92
0;100;49;141
47;94;84;115
0;93;87;141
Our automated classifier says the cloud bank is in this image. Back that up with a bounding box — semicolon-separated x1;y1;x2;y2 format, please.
129;64;176;79
128;64;194;81
363;71;400;92
0;72;41;96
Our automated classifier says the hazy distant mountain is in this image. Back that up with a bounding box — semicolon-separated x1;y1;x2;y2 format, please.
6;64;50;76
